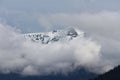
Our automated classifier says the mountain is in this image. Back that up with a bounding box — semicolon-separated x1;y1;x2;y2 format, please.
91;65;120;80
24;27;85;44
0;28;98;80
0;68;97;80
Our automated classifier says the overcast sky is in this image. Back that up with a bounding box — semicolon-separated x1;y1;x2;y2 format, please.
0;0;120;75
0;0;120;32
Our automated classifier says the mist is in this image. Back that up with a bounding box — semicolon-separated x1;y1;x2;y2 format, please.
0;23;104;75
38;11;120;70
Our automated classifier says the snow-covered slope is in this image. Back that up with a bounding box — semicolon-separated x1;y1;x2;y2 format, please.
24;27;85;44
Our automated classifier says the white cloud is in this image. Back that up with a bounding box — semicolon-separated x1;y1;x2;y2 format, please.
38;11;120;72
0;23;103;75
1;11;120;75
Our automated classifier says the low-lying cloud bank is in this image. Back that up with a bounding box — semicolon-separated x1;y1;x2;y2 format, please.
39;11;120;71
1;11;120;75
0;23;105;75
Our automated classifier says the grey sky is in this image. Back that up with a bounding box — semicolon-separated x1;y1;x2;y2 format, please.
0;0;120;75
0;0;120;13
0;0;120;32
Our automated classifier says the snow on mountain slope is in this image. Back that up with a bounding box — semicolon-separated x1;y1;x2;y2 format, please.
24;27;85;44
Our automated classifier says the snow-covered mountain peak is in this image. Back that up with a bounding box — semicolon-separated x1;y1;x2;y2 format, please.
24;27;85;44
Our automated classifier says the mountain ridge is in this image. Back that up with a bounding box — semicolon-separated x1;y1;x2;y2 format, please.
90;65;120;80
24;27;85;44
0;68;97;80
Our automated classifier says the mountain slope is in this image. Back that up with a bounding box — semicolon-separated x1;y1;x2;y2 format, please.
91;65;120;80
24;27;85;44
0;68;97;80
0;28;98;80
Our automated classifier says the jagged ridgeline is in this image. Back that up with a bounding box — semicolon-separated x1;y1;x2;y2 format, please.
24;27;85;44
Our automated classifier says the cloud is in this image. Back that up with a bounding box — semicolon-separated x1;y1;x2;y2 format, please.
0;23;103;75
1;11;120;75
38;11;120;71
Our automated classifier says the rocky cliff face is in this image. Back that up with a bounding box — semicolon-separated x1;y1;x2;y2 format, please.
24;27;85;44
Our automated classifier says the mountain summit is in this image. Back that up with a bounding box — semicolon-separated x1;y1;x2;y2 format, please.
24;27;85;44
91;65;120;80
